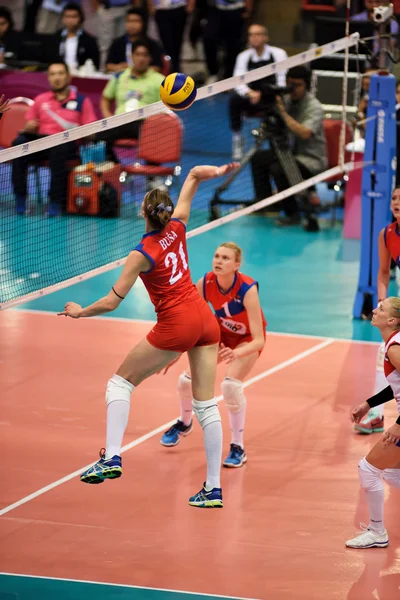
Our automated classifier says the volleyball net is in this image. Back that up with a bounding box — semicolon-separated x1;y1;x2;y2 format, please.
0;33;363;309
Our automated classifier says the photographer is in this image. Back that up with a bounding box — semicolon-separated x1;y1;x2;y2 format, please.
250;65;327;228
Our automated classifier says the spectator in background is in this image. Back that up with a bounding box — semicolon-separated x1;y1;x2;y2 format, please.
97;40;164;152
229;23;288;160
11;61;97;216
250;66;327;229
93;0;136;70
106;7;163;73
0;6;20;62
203;0;252;84
148;0;195;73
36;0;81;34
49;3;100;71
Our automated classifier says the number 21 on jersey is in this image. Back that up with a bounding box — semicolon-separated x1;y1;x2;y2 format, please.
165;241;188;285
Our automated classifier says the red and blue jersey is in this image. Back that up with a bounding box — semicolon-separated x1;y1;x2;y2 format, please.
134;218;198;314
384;222;400;264
203;271;267;338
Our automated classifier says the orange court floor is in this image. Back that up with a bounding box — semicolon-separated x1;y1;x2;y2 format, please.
1;310;399;600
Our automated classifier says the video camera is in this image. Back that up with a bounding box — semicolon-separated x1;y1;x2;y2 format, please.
372;4;394;25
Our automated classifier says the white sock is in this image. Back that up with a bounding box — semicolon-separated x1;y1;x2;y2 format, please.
177;372;193;426
192;397;222;490
105;374;134;459
358;457;385;533
366;490;385;533
369;369;386;418
228;403;246;448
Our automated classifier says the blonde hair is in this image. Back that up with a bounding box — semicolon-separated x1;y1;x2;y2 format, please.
218;242;242;264
387;297;400;324
144;189;174;229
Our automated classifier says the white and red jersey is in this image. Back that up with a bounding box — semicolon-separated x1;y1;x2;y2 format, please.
384;222;400;263
134;218;198;314
202;271;267;338
384;331;400;412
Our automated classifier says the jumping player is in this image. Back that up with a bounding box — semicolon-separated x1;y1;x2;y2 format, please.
347;297;400;549
160;242;266;467
356;188;400;434
58;162;239;508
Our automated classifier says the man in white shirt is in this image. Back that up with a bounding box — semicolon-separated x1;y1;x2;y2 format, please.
229;23;288;160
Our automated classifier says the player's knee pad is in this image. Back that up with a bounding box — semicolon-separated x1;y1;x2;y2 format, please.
382;468;400;488
221;377;246;414
106;374;133;407
358;457;383;492
192;398;221;429
376;343;385;372
177;372;192;399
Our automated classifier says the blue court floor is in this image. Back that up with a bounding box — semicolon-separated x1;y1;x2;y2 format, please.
0;574;250;600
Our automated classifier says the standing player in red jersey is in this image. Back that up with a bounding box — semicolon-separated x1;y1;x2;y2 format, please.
356;188;400;435
58;162;239;508
160;242;266;467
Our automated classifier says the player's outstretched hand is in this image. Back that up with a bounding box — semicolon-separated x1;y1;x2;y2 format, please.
0;95;10;114
218;342;238;364
382;422;400;447
58;302;83;318
350;401;370;424
192;163;240;182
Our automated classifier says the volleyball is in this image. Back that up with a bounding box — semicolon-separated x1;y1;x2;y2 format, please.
160;72;197;111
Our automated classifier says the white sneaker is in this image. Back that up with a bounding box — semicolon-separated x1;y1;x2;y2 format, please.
345;523;389;549
232;134;244;161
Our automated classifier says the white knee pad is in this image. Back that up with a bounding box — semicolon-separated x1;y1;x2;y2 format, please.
177;372;192;400
358;457;384;492
106;374;133;407
192;398;221;429
376;343;385;372
382;468;400;488
221;377;246;414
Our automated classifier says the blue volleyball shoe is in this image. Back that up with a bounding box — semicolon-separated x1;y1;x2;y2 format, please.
223;443;247;468
189;484;223;508
160;420;193;447
80;449;122;484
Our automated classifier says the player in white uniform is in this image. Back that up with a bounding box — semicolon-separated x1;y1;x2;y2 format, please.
346;297;400;549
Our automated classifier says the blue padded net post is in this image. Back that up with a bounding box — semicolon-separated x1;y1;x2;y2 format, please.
353;73;397;318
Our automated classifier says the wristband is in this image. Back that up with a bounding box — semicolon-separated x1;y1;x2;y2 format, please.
366;385;393;408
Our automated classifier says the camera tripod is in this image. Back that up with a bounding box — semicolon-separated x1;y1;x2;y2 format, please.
209;111;320;230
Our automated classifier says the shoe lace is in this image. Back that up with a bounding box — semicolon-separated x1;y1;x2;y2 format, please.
229;444;243;458
166;420;186;435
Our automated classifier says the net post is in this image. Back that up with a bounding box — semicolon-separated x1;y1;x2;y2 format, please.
353;72;397;318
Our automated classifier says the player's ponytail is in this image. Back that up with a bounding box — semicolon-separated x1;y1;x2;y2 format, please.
144;189;174;229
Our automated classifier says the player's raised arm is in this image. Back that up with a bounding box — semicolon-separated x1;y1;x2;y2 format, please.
173;163;239;224
58;250;150;318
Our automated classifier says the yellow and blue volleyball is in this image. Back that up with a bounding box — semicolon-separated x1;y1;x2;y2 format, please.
160;72;197;111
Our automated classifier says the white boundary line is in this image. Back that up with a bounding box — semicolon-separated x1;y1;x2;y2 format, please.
5;308;382;346
0;572;260;600
0;160;368;311
0;339;333;518
0;34;359;164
